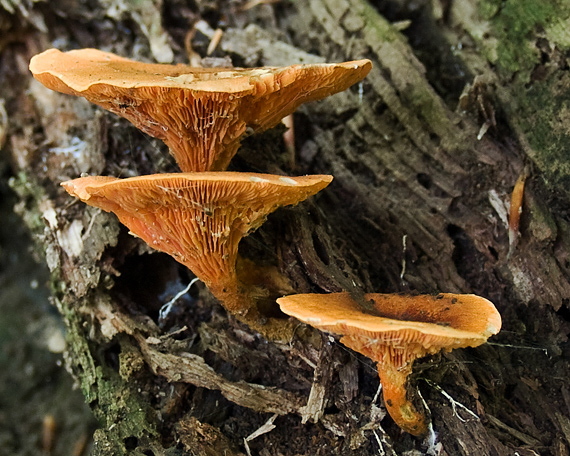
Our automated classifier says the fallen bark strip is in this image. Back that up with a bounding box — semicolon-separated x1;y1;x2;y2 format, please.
139;340;304;416
94;297;304;416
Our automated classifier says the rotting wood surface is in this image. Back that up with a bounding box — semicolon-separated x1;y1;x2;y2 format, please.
2;1;570;455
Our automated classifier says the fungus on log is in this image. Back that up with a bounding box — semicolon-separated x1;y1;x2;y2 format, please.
30;48;372;172
277;292;501;435
62;172;333;338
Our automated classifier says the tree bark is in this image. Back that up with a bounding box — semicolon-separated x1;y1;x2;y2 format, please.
2;0;570;455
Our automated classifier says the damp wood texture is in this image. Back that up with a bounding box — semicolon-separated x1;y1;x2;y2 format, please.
3;0;570;455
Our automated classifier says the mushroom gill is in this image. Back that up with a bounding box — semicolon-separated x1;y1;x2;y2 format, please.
30;48;372;172
62;172;333;337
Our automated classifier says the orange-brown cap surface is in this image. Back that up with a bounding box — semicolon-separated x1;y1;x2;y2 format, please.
62;172;333;317
30;48;372;172
277;292;501;435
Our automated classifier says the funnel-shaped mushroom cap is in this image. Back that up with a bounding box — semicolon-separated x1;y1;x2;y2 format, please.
62;172;332;315
277;292;501;435
30;48;372;172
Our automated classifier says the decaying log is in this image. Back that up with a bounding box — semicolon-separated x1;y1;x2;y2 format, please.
3;0;570;455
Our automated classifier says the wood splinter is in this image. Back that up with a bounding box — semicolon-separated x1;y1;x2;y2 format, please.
508;169;529;258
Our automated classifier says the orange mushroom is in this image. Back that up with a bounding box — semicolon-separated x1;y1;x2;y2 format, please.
30;48;372;172
62;172;332;334
276;292;501;435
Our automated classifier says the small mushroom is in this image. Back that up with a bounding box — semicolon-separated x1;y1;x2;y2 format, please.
61;172;332;336
276;292;501;435
30;48;372;172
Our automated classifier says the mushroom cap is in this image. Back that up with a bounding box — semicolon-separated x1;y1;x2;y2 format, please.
277;292;502;359
61;172;333;304
30;48;372;171
277;292;501;435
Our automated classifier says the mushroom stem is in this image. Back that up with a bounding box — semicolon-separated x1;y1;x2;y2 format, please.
207;277;250;315
376;355;427;436
208;271;295;341
342;335;428;436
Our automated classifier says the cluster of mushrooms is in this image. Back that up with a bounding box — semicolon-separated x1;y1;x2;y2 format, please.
30;48;501;436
